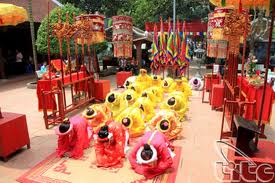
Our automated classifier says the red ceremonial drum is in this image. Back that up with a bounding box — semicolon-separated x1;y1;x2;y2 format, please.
75;14;105;44
112;16;133;58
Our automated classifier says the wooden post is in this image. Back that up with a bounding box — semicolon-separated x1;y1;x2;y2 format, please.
135;41;142;69
87;43;92;74
47;1;52;90
240;10;249;99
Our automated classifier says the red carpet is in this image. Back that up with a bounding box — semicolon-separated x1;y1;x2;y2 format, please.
17;146;182;183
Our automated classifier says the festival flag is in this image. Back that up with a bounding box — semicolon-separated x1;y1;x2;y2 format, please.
152;23;159;58
178;20;191;75
173;19;180;64
159;16;167;65
180;21;187;62
185;42;191;63
167;17;174;64
151;23;159;70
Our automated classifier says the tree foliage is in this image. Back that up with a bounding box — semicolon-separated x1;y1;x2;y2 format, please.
59;0;210;29
36;3;82;55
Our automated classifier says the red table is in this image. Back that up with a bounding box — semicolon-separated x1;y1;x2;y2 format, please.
205;74;221;91
211;83;224;109
94;80;111;100
0;112;30;161
224;138;275;183
237;76;273;124
116;71;132;87
36;72;86;111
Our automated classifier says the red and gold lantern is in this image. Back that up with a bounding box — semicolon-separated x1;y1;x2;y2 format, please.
207;8;232;58
75;14;105;44
112;16;133;58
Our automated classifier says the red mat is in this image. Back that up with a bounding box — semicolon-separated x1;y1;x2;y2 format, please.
17;146;182;183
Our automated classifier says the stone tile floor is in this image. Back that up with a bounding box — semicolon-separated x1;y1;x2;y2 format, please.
0;68;275;183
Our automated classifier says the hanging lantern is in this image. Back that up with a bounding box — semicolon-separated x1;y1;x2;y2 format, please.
212;7;234;41
75;14;105;45
207;8;232;59
112;16;133;58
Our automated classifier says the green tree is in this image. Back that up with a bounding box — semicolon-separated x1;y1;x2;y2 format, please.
131;0;210;28
60;0;210;29
59;0;131;17
36;3;82;55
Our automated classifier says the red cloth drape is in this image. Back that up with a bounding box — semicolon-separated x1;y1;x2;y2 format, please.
237;76;274;123
36;72;86;111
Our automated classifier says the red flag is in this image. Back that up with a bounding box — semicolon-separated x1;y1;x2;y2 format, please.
180;21;187;61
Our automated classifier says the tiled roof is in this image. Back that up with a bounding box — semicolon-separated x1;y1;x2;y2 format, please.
0;0;58;22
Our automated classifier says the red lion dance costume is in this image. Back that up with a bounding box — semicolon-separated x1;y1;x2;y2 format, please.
55;116;91;159
93;121;128;168
128;131;174;179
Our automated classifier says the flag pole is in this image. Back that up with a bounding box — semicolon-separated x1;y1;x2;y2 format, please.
173;0;176;33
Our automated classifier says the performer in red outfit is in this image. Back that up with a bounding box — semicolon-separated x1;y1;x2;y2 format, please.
93;121;128;168
55;116;91;159
128;131;174;179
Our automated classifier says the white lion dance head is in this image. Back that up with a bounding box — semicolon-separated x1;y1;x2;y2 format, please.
189;77;204;91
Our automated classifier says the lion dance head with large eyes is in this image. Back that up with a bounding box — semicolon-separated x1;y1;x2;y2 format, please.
82;104;111;130
149;110;182;140
115;107;145;138
161;91;188;121
105;92;125;118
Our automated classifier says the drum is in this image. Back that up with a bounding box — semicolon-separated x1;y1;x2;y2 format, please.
75;14;105;44
112;16;133;58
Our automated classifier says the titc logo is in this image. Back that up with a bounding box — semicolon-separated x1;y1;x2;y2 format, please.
214;141;274;183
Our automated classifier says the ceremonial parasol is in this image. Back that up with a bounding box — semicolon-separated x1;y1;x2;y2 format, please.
0;3;28;26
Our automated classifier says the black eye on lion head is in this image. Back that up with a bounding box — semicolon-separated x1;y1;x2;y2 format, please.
139;104;145;112
141;92;148;97
193;79;199;85
159;119;170;132
163;80;169;87
107;93;116;103
98;125;109;139
167;97;176;106
86;108;95;116
122;117;131;127
141;143;153;161
126;94;132;101
153;75;158;80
